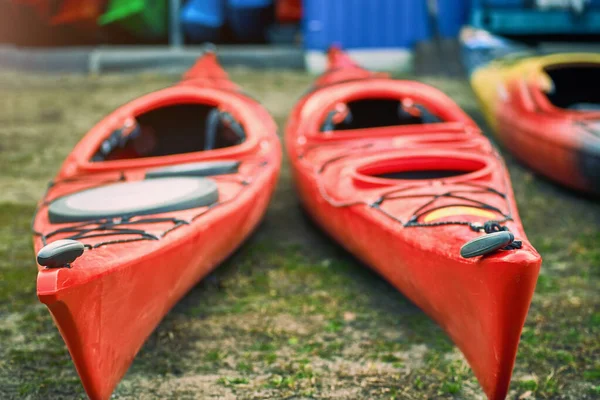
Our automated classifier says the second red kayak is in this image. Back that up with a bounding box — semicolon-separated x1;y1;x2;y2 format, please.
286;47;541;400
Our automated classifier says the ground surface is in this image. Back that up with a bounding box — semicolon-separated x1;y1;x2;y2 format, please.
0;69;598;400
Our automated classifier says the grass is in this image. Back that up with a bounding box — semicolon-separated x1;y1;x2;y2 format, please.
0;68;598;399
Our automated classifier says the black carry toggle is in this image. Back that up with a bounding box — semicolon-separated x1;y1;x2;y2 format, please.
37;239;85;268
461;221;523;258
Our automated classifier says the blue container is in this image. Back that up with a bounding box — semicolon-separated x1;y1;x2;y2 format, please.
436;0;472;38
303;0;431;51
471;0;600;35
181;0;225;42
227;0;274;43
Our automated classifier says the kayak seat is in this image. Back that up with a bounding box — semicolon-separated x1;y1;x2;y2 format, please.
91;104;246;162
204;109;246;151
48;177;219;224
145;161;240;179
543;63;600;109
321;98;441;132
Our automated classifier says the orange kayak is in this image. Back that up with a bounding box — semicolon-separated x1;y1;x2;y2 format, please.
285;47;541;400
33;51;281;400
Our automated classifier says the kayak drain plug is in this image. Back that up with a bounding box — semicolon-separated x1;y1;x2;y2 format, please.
37;239;85;269
460;231;516;258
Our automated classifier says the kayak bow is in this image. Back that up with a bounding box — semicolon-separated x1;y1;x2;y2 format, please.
33;50;281;400
285;47;542;400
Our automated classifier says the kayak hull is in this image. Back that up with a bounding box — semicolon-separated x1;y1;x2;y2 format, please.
38;169;276;399
33;52;281;400
286;48;541;400
292;158;539;400
470;52;600;195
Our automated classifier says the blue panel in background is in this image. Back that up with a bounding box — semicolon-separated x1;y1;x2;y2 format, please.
227;0;274;43
436;0;472;38
181;0;226;42
302;0;431;51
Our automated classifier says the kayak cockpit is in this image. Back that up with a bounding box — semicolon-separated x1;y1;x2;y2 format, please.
347;153;511;230
92;103;246;162
356;155;488;182
542;63;600;111
320;98;444;132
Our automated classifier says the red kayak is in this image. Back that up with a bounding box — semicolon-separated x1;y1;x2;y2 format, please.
33;51;281;400
285;47;541;400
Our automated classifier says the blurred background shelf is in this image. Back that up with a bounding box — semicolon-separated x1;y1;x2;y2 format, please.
1;0;598;73
0;44;305;73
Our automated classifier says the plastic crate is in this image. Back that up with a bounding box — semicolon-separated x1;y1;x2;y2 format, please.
181;0;225;43
303;0;430;73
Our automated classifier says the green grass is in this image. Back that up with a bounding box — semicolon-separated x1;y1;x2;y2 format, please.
0;69;598;399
